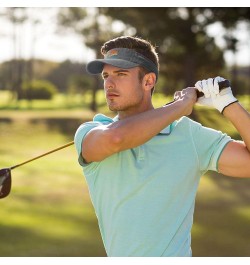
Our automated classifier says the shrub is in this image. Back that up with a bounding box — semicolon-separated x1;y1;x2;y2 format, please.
21;80;58;100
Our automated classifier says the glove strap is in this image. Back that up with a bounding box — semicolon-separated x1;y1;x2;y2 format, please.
221;100;238;114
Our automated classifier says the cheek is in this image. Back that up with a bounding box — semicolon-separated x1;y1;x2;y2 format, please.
125;77;143;95
122;85;141;99
132;82;144;98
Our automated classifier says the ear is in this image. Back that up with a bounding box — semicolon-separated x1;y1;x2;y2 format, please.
143;73;156;92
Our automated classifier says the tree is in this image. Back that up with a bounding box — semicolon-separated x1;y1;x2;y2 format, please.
21;79;57;100
46;60;85;93
209;8;250;92
3;8;27;99
57;7;126;111
100;7;250;95
100;7;227;92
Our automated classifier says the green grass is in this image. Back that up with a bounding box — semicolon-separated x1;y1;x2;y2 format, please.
191;98;250;256
0;112;106;257
0;90;108;111
192;172;250;256
0;92;250;257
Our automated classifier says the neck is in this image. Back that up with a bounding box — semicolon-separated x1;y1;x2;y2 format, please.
118;100;154;120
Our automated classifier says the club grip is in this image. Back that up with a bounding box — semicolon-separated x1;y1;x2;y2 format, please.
196;79;230;98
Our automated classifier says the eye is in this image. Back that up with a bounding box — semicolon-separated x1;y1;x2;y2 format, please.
117;72;126;76
102;74;108;80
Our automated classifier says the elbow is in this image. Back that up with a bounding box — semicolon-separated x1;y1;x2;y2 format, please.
107;128;125;153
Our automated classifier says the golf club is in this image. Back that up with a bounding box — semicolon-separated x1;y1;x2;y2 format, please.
0;79;230;199
164;79;230;106
0;141;74;199
196;79;230;98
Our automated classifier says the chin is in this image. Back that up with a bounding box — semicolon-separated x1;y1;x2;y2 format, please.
109;106;120;111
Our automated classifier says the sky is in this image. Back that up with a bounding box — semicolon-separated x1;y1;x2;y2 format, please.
0;8;95;64
0;5;249;67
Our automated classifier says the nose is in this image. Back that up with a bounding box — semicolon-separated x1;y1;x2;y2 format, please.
104;76;115;90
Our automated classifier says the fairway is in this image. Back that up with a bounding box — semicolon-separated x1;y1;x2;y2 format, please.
0;5;250;258
0;98;250;257
0;110;106;256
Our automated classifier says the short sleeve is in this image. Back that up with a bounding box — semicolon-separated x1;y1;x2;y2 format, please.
74;121;101;167
190;120;232;173
74;113;115;167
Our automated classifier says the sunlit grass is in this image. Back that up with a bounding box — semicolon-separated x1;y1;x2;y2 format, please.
0;92;249;256
0;117;106;257
0;90;107;111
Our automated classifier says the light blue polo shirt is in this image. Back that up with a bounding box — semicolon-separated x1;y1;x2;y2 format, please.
74;113;232;257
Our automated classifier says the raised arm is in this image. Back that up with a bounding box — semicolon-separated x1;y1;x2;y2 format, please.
82;88;197;163
195;76;250;178
218;102;250;178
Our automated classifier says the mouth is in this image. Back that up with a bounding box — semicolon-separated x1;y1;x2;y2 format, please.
106;93;119;100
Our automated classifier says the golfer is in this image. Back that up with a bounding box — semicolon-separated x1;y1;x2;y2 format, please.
74;36;250;256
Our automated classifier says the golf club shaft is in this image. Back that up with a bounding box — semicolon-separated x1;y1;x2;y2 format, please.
164;79;230;106
10;141;74;170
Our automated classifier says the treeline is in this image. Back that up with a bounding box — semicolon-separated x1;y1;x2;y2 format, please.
0;59;94;95
0;7;250;111
0;58;248;96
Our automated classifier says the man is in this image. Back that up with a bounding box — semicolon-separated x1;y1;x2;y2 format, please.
74;36;250;256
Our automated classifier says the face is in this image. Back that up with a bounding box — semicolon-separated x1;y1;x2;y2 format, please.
102;64;145;113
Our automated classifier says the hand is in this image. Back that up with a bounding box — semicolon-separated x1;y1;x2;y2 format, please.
195;76;238;113
174;87;197;116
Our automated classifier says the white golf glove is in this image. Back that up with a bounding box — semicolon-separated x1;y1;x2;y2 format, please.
195;76;238;113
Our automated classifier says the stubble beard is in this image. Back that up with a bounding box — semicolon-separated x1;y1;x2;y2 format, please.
106;80;145;112
107;93;144;112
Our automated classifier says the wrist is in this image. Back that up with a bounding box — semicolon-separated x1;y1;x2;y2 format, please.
222;101;240;117
173;98;194;117
217;96;238;113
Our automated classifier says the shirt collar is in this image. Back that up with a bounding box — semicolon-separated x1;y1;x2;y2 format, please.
158;126;171;135
113;115;171;136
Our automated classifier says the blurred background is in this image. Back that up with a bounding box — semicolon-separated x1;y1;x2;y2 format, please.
0;7;250;257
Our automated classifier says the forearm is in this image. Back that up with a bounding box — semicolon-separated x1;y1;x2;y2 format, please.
107;100;188;151
223;102;250;151
195;76;250;177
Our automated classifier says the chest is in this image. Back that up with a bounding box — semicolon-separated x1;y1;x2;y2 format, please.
94;135;199;196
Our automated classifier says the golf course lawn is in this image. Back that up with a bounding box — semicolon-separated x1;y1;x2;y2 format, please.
0;95;249;257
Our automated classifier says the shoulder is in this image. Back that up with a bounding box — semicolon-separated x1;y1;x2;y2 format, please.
75;114;114;135
74;113;114;154
171;116;200;133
